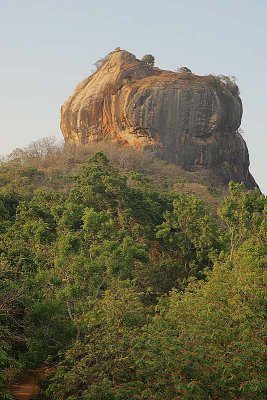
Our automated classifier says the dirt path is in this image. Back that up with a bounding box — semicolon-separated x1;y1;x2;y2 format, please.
11;375;40;400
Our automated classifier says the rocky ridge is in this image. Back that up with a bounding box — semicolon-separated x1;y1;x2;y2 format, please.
61;49;257;188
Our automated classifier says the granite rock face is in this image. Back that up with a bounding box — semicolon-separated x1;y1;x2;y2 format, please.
61;49;257;188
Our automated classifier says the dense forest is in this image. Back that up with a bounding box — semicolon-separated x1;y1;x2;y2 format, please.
0;139;266;399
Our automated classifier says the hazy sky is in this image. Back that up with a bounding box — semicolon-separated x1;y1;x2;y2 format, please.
1;0;266;192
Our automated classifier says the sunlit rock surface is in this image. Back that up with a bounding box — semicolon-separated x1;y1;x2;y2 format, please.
61;49;257;188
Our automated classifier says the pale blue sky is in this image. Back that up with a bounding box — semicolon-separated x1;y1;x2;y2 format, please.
1;0;266;192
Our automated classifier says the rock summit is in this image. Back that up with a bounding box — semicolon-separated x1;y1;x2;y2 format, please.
61;49;257;188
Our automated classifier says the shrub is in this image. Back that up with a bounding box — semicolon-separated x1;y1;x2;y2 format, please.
141;54;155;66
177;66;192;73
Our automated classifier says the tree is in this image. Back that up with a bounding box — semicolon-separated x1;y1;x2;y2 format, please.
209;75;240;96
93;52;110;70
134;222;267;399
141;54;155;66
47;283;148;400
2;140;266;399
177;66;192;73
156;194;222;280
218;182;266;260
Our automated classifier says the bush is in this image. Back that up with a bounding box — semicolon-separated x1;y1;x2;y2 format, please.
141;54;155;66
209;74;240;96
177;66;192;73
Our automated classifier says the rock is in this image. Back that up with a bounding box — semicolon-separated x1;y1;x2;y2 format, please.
61;49;257;188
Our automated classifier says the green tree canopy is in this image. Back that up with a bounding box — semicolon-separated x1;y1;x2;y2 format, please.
141;54;155;66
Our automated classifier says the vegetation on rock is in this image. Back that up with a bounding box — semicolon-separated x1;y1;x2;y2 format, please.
177;66;192;73
141;54;155;66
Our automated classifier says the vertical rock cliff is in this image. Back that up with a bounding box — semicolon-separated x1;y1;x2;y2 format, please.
61;49;257;188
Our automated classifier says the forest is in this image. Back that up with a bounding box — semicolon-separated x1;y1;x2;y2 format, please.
0;139;266;399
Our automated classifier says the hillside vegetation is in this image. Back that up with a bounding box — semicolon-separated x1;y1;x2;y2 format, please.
0;138;266;399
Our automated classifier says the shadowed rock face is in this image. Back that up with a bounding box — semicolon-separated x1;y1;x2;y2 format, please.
61;49;257;188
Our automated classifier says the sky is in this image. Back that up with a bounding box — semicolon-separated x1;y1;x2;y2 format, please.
1;0;266;192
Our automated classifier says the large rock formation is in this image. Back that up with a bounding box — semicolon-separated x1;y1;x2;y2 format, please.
61;49;257;188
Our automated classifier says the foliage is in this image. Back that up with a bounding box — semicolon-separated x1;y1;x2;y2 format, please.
210;74;240;96
93;51;112;70
141;54;155;66
135;226;267;399
47;283;148;400
49;195;267;399
178;66;192;73
0;141;266;399
156;194;223;280
218;182;266;259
